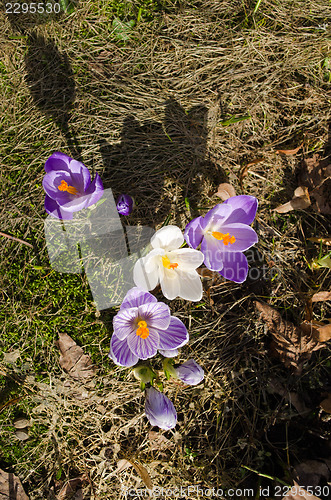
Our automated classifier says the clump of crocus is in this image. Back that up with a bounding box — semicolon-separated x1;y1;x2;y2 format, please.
43;152;104;220
108;287;189;367
133;225;204;301
116;194;134;216
184;195;258;283
145;386;177;430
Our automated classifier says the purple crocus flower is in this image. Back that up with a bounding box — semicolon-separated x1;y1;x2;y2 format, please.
145;387;177;430
175;359;204;385
184;195;258;283
108;287;189;367
116;194;134;216
43;152;104;220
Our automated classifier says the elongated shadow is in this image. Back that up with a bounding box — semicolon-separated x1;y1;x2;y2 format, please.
24;33;82;159
98;99;227;227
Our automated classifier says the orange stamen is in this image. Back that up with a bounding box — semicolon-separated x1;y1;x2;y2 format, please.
58;179;78;195
136;320;149;339
162;256;179;270
212;231;236;246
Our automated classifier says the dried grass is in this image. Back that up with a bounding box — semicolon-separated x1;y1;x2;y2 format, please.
1;0;331;498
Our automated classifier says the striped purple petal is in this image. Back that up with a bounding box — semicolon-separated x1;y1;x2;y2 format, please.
109;334;139;367
159;348;179;357
145;387;177;430
113;307;137;340
126;326;159;360
157;316;189;351
120;287;157;310
138;301;171;330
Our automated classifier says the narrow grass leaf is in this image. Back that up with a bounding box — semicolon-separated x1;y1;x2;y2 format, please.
220;115;251;126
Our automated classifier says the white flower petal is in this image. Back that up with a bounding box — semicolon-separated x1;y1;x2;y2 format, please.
133;256;160;291
170;248;204;271
177;269;203;301
151;225;184;251
160;269;181;300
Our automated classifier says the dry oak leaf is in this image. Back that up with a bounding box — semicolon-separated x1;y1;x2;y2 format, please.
276;143;303;155
115;458;153;490
57;333;96;381
214;183;236;201
57;475;87;500
311;291;331;302
255;302;330;374
282;481;321;500
274;186;311;213
0;468;29;500
298;153;331;215
320;393;331;414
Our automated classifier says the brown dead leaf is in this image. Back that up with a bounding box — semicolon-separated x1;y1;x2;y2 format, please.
149;430;175;451
276;143;303;155
298;153;331;214
0;468;29;499
13;418;30;429
267;379;309;416
15;430;29;441
116;458;153;490
320;393;331;413
282;481;321;500
57;476;87;500
311;291;331;302
300;321;331;343
215;183;236;200
255;302;330;374
274;186;311;213
57;333;96;381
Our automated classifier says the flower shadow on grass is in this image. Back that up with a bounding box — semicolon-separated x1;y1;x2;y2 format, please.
24;33;82;160
98;98;229;228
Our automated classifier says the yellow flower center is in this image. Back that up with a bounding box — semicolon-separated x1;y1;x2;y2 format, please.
162;255;179;270
136;320;149;339
212;231;236;246
58;179;79;195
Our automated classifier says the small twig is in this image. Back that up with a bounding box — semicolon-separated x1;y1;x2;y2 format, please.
0;231;33;248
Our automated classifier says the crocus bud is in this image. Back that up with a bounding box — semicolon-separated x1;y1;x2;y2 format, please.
116;194;133;216
162;358;177;379
145;387;177;430
175;359;204;386
132;365;155;385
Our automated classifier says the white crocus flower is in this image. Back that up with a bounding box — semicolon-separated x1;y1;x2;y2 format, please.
133;225;204;301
